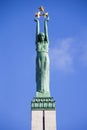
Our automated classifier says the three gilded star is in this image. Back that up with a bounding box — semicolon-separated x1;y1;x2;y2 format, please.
35;6;48;18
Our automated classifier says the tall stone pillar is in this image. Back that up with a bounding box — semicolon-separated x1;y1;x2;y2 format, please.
31;6;57;130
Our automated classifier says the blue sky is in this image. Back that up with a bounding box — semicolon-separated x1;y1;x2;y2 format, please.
0;0;87;130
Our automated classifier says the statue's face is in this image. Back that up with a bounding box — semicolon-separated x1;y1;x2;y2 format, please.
39;33;45;42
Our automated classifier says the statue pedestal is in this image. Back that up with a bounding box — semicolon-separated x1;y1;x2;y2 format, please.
31;97;57;130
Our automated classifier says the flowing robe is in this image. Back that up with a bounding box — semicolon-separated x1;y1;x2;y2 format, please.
36;41;50;94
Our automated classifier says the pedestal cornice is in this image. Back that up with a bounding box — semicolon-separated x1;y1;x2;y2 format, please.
31;97;56;110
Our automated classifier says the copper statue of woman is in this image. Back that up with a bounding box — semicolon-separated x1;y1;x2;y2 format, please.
34;8;50;97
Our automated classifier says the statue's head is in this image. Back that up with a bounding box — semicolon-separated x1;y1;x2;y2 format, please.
38;32;45;42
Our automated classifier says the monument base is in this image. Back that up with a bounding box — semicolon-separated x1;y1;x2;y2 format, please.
31;97;57;130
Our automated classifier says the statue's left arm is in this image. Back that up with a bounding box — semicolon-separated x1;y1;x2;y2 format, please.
34;17;40;43
44;16;49;43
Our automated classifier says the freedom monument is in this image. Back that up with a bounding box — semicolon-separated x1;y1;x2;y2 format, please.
31;6;57;130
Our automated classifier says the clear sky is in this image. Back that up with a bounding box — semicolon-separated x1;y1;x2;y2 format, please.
0;0;87;130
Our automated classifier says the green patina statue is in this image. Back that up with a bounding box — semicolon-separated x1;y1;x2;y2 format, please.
31;6;56;110
34;7;50;97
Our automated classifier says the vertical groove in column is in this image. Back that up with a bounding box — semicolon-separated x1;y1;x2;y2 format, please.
43;110;45;130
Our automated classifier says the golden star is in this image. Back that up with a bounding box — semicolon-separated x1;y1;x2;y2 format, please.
43;12;48;17
39;6;44;12
35;11;41;18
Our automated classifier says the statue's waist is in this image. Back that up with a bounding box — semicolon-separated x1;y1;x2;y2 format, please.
36;48;48;52
36;46;48;52
36;51;48;53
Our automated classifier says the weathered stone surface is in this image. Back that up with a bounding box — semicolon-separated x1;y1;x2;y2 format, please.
45;110;56;130
31;110;56;130
31;111;43;130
